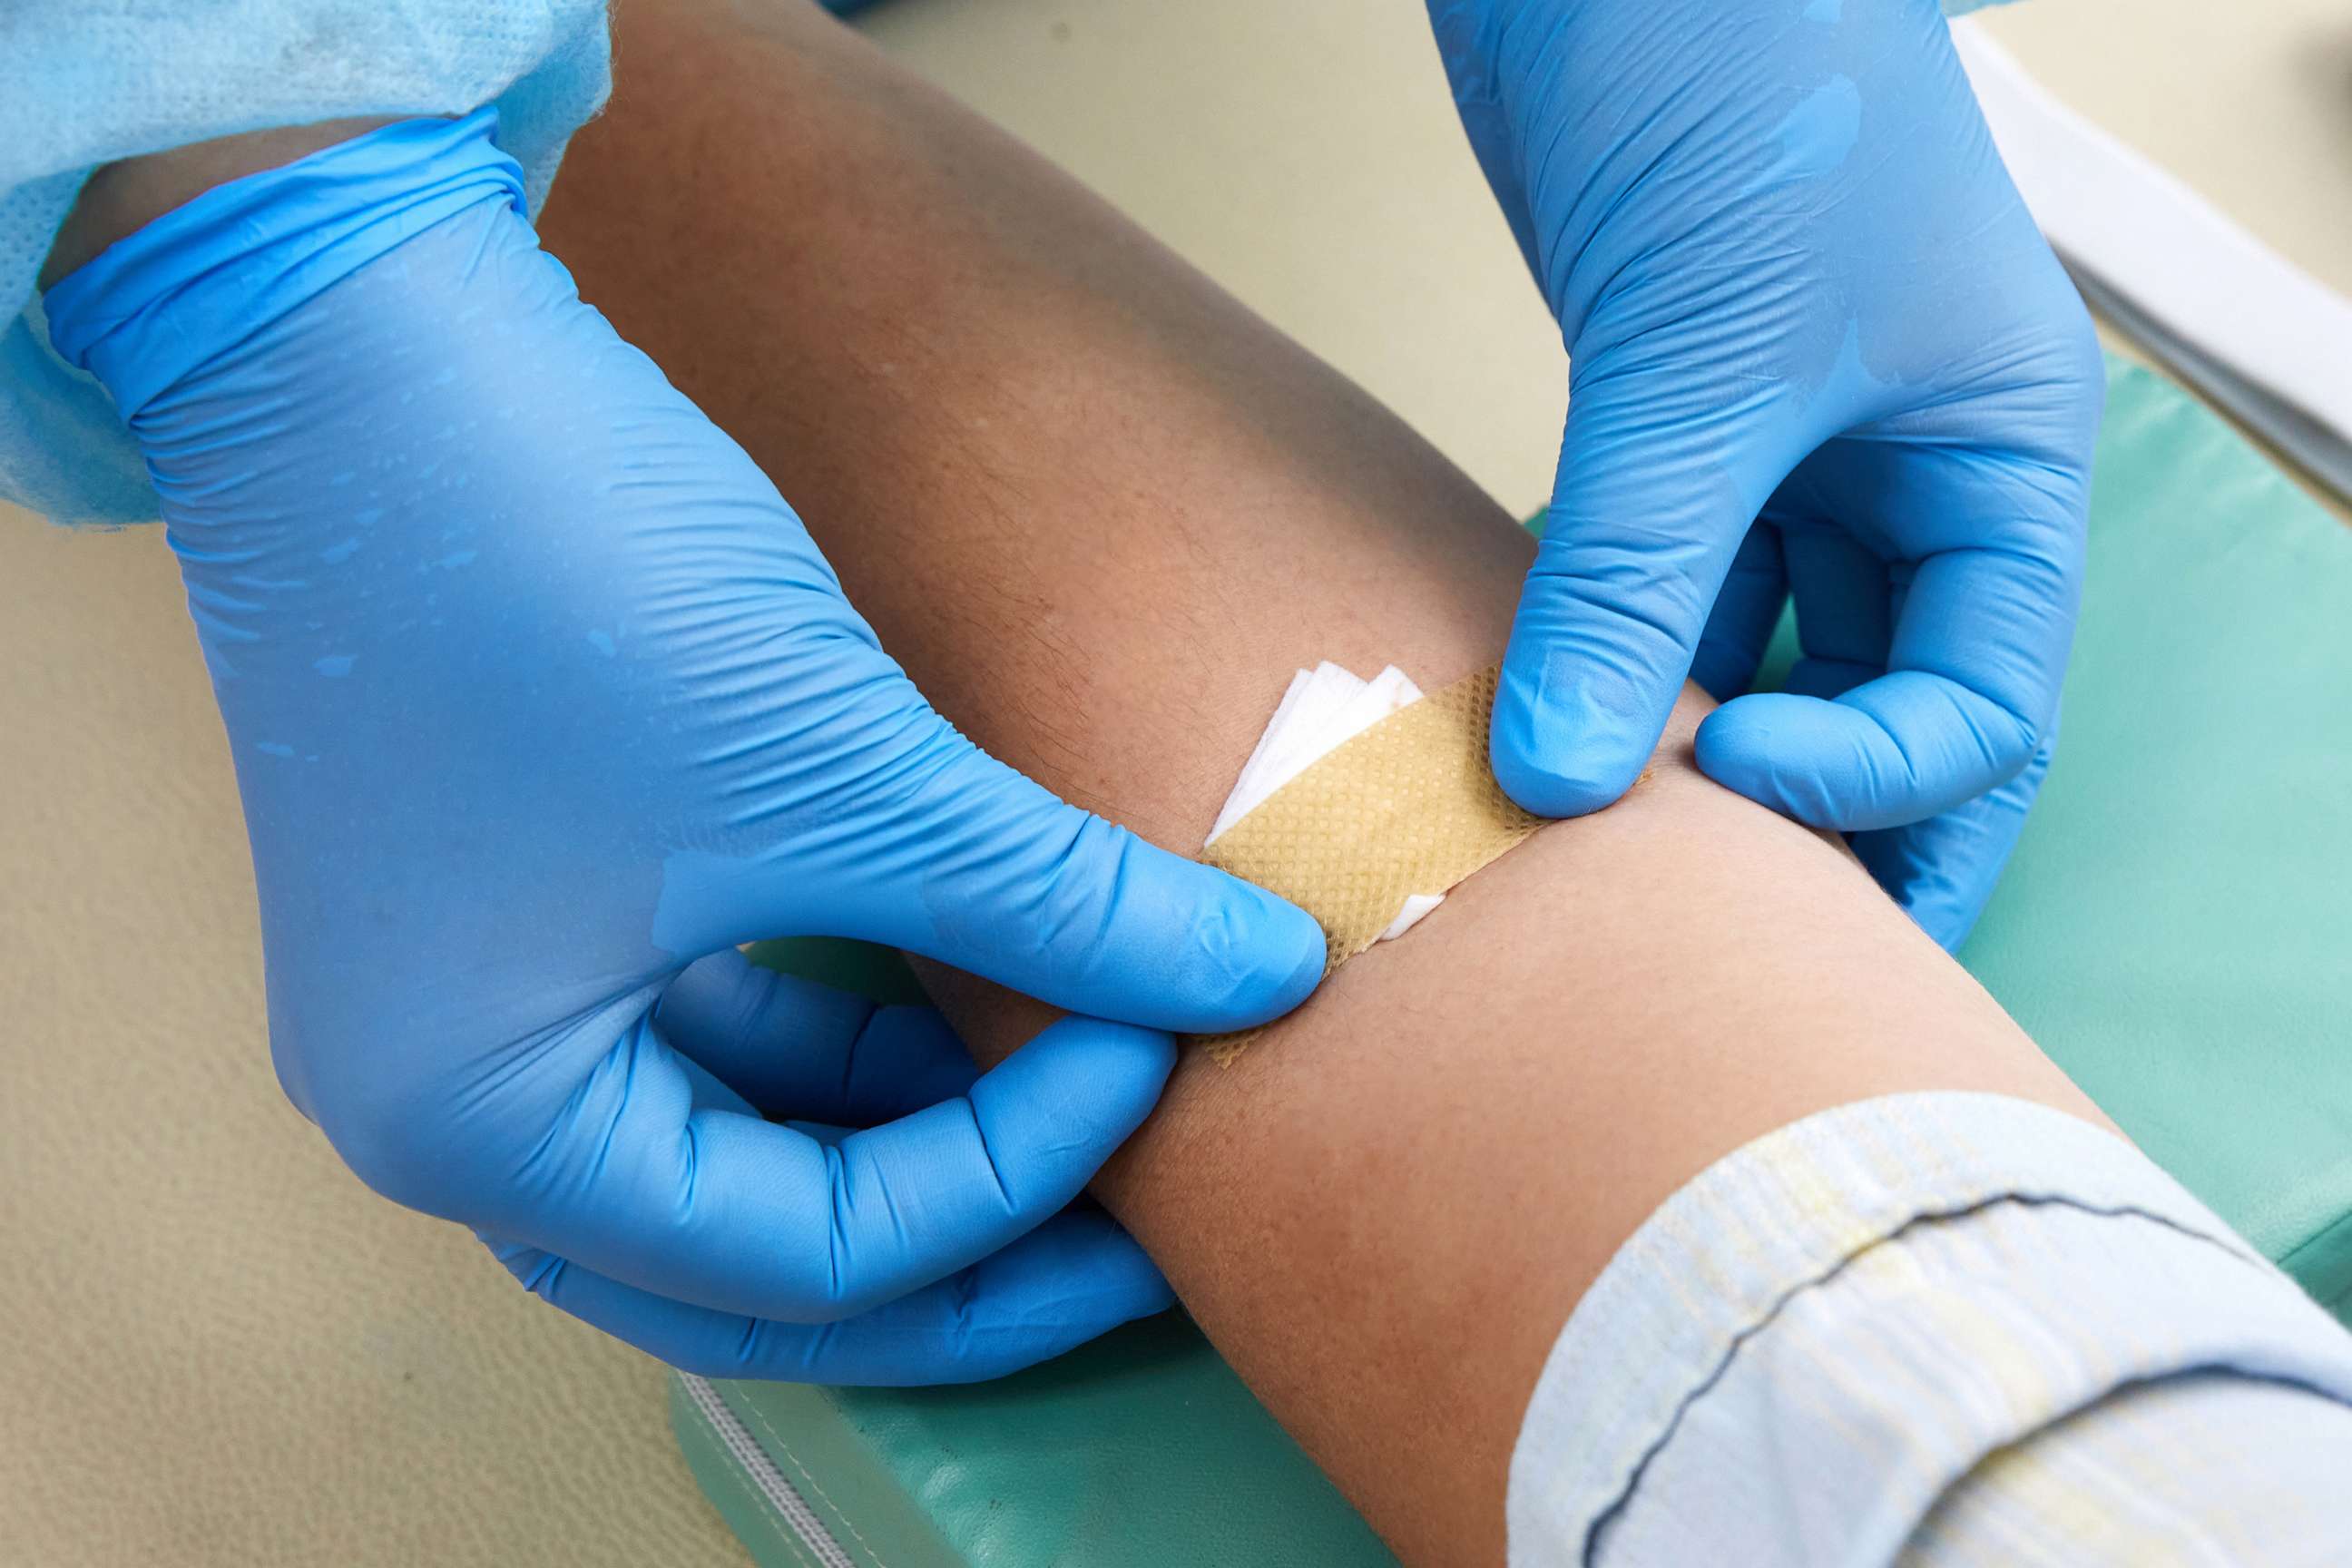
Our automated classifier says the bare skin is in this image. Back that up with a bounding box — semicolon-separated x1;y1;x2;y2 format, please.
49;7;2112;1563
534;7;2112;1563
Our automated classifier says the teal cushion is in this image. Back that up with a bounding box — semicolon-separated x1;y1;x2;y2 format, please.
681;358;2352;1565
1956;368;2352;1308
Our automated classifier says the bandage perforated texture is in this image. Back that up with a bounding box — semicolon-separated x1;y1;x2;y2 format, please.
1194;664;1544;1063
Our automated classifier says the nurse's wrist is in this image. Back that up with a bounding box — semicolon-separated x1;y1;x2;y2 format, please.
40;118;399;289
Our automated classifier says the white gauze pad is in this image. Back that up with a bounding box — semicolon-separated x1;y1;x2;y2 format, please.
1209;663;1444;939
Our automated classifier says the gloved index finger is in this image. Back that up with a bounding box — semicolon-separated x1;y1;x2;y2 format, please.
504;1013;1176;1324
1696;541;2077;834
486;1204;1171;1386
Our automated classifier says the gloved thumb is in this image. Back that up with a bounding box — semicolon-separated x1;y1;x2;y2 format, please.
856;736;1328;1034
671;662;1330;1038
1493;368;1808;817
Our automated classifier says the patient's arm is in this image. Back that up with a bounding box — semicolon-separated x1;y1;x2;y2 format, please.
539;7;2108;1563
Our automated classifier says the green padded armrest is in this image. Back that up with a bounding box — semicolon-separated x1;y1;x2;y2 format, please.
677;358;2352;1567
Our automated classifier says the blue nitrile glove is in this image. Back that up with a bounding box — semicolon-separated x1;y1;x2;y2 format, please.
1429;0;2103;946
45;112;1327;1384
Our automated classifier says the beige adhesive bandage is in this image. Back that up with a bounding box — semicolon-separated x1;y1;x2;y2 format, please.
1193;663;1544;1064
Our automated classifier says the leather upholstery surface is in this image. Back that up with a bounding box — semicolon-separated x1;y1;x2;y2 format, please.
0;517;747;1568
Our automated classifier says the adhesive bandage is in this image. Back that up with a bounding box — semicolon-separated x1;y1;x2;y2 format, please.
1194;662;1544;1063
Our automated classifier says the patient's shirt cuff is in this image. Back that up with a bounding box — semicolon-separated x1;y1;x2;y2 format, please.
1508;1092;2352;1566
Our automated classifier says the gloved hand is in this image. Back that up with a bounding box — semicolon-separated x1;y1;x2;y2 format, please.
45;112;1326;1383
1428;0;2103;946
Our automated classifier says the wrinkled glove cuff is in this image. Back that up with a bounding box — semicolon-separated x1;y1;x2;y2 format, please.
44;109;524;422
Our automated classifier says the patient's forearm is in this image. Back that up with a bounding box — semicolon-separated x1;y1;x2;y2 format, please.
540;8;2106;1562
920;696;2107;1563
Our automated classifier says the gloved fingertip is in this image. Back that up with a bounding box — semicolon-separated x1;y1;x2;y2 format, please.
1861;839;1983;954
973;813;1326;1034
1041;1207;1177;1319
1906;886;1981;955
1039;1014;1182;1078
984;1017;1179;1161
1691;694;1841;829
918;1215;1175;1384
1086;1240;1178;1325
1254;886;1332;1015
1171;875;1328;1034
1488;661;1657;819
